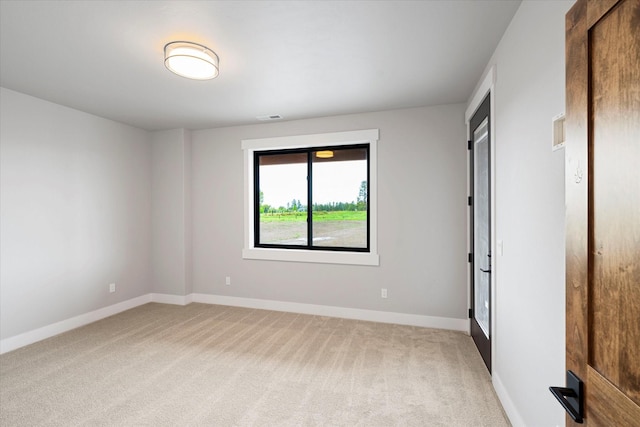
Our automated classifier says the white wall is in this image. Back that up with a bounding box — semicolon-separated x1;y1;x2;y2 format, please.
0;88;152;341
191;104;468;321
468;2;573;426
0;90;467;344
150;129;192;297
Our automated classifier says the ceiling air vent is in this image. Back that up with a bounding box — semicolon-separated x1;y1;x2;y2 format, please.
256;114;282;121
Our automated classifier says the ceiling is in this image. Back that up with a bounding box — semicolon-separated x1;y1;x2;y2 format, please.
0;1;520;131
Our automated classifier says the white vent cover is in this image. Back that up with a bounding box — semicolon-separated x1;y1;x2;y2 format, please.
256;114;282;121
552;113;565;151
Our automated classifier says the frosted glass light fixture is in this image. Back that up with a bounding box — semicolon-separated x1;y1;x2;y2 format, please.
164;41;219;80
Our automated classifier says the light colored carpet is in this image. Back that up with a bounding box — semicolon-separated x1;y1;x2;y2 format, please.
0;303;510;426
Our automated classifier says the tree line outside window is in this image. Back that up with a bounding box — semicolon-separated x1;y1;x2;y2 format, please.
259;180;367;214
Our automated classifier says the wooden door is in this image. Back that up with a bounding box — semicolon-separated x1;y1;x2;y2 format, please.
565;0;640;425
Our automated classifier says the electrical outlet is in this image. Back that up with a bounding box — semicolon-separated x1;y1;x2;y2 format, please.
109;283;116;293
381;288;387;298
225;276;231;286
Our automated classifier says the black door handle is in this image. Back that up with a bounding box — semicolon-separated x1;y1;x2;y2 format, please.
549;371;584;423
479;268;491;273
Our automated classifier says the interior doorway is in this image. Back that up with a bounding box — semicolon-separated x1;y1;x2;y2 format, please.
469;93;492;372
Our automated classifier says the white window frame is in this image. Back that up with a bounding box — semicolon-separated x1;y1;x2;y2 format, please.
242;129;379;266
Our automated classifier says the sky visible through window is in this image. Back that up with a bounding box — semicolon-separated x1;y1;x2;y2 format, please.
260;160;366;209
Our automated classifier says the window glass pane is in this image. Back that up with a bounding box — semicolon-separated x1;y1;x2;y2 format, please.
258;153;307;246
312;147;367;248
473;118;490;337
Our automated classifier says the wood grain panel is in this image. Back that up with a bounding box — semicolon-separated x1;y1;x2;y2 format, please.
587;0;621;27
589;0;640;405
566;1;640;425
587;366;640;427
565;0;589;398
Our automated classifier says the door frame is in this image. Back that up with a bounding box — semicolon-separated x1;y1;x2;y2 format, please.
465;65;497;371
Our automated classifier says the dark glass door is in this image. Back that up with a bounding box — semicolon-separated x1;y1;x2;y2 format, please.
470;94;491;372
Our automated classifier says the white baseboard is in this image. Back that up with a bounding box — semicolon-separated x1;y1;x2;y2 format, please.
493;371;526;427
0;294;152;355
150;293;192;305
1;292;468;354
191;294;468;332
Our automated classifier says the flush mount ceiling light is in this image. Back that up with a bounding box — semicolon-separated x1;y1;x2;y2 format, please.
315;150;334;159
164;41;219;80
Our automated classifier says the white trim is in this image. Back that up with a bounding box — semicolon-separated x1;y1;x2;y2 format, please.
0;294;151;354
1;292;467;354
150;293;193;305
242;247;379;266
466;65;498;369
466;65;496;122
493;372;525;427
192;294;468;332
242;129;379;266
241;129;380;151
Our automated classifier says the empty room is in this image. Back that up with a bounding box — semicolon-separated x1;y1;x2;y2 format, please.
1;1;638;426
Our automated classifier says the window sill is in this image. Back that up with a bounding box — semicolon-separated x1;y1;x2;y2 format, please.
242;247;379;266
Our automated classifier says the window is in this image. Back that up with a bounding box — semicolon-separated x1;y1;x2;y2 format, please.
255;144;369;251
242;129;379;266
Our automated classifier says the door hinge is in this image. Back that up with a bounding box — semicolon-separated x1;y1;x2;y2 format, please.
468;308;473;318
468;140;472;150
468;196;472;206
468;253;473;263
